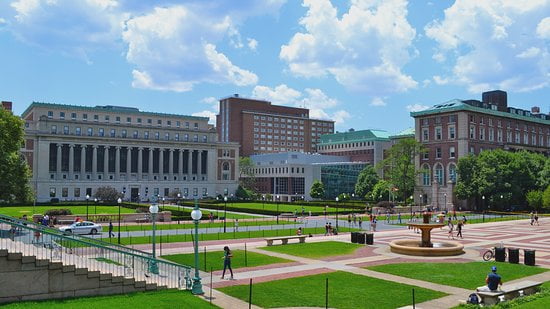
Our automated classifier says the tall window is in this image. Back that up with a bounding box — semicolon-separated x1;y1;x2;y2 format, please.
449;164;457;183
449;126;456;139
422;128;429;141
470;126;475;139
435;127;442;140
422;164;430;186
449;147;455;158
435;164;444;185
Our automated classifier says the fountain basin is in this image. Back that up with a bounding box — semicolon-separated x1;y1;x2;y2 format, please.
389;239;464;256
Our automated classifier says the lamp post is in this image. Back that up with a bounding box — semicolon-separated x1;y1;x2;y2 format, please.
444;193;447;213
482;195;485;222
117;197;122;244
335;196;339;230
262;194;265;210
94;198;98;215
86;194;90;220
500;194;503;210
162;197;165;211
177;193;181;207
190;199;204;295
419;194;423;208
410;195;413;218
223;196;228;233
137;193;141;206
148;203;159;274
276;195;280;224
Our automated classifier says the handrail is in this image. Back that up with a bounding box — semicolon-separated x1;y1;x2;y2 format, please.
0;215;192;289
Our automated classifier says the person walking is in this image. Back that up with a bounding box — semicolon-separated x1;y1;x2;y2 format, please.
324;222;329;236
372;216;377;232
353;214;357;226
358;217;363;229
347;214;352;227
447;220;455;239
234;219;239;232
108;221;115;238
534;212;539;226
221;246;234;280
456;220;464;239
397;212;402;224
530;212;534;225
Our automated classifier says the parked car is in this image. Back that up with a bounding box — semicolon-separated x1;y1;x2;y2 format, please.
58;221;101;235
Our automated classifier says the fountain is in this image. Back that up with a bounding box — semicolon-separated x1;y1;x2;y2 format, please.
389;213;464;256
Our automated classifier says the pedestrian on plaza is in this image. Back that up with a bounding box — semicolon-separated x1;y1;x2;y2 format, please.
372;216;377;232
448;220;455;239
530;212;534;225
324;222;329;236
221;246;234;280
462;215;467;224
109;221;115;238
453;209;457;220
328;222;333;235
456;220;464;239
296;227;302;235
33;230;41;244
358;217;363;229
447;216;453;229
534;212;539;226
398;212;402;224
347;214;352;226
235;219;239;232
386;211;390;223
353;214;357;226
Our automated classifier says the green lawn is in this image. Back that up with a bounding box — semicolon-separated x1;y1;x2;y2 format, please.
207;202;358;214
219;271;446;309
1;289;217;308
368;262;548;290
259;241;363;258
163;206;261;219
162;249;292;271
116;219;298;233
105;226;359;246
0;205;136;217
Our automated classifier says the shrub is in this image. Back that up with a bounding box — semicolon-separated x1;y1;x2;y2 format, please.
375;201;395;209
44;208;72;216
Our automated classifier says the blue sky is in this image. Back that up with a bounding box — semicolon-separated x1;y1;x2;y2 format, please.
1;0;549;134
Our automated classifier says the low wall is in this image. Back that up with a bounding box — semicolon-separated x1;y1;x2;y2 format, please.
32;212;172;224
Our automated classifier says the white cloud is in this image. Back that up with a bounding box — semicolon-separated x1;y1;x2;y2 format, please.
425;0;550;93
406;104;429;112
251;84;347;123
433;75;449;85
247;38;258;51
201;97;218;105
0;17;7;25
331;110;351;125
280;0;417;94
370;97;386;107
192;110;217;124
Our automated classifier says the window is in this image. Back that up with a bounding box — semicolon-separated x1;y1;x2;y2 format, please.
185;122;189;128
193;135;198;142
147;119;152;125
449;146;455;158
449;164;457;183
87;128;93;136
194;123;199;130
449;115;456;122
137;118;142;124
71;112;76;120
435;127;442;140
497;129;503;142
164;133;169;140
127;117;131;123
116;116;121;123
449;126;456;139
184;134;189;141
144;131;149;139
59;112;65;119
51;125;57;134
175;133;180;141
74;188;80;198
155;132;160;140
435;164;444;185
176;121;180;127
49;187;56;197
93;115;99;121
488;128;494;141
422;128;429;141
75;127;81;136
422;165;430;186
98;128;104;137
436;148;442;159
423;150;429;160
167;120;171;126
62;188;68;198
83;113;88;121
469;125;476;139
47;111;53;118
110;129;115;137
202;135;207;142
157;119;162;126
121;129;127;138
480;127;485;140
133;131;138;139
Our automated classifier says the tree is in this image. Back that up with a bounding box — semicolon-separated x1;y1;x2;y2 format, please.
235;185;252;200
526;190;543;211
354;165;379;199
0;107;32;203
376;138;426;201
94;186;123;202
239;157;256;192
543;186;550;210
309;180;325;199
369;180;392;203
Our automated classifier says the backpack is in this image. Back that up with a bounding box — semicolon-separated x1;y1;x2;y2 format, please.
467;293;479;304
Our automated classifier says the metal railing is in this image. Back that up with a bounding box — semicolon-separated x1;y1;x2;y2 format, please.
0;215;192;290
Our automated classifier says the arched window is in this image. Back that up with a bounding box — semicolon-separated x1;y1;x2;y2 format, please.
434;164;444;185
449;163;457;183
422;164;431;186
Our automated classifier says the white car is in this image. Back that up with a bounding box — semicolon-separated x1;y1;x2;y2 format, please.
59;221;102;235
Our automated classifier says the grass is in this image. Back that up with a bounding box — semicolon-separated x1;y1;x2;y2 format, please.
367;262;548;290
455;281;550;308
115;219;298;233
259;241;363;258
0;289;217;308
162;249;292;271
163;205;261;219
0;205;136;217
206;202;358;214
219;271;446;309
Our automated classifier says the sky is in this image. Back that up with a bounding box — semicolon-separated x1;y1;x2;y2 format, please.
1;0;549;134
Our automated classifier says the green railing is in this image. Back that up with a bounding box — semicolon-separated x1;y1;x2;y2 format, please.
0;215;192;290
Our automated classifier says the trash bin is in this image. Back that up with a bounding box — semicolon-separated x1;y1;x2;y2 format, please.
357;232;366;244
524;249;536;266
351;232;358;243
365;233;374;245
494;247;506;262
508;248;519;264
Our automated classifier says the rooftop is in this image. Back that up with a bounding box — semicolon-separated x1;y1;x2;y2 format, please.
318;129;390;145
250;152;352;165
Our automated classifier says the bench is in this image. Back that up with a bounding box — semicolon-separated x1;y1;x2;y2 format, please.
477;280;542;305
135;217;149;223
265;235;307;246
279;213;296;219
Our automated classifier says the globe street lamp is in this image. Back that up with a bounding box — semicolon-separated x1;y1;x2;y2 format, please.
335;196;339;230
86;194;90;220
410;195;413;218
162;196;165;211
137;192;141;206
276;195;280;224
223;196;228;233
117;197;122;244
94;198;98;215
262;194;266;210
177;193;181;207
482;195;485;223
190;199;204;295
148;203;159;274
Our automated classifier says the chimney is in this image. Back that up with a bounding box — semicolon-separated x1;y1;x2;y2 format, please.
1;101;13;111
482;90;507;112
531;106;540;114
234;94;239;98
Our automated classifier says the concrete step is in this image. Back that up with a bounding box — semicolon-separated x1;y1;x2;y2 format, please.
87;271;100;278
145;283;158;290
111;276;124;283
7;253;22;260
49;262;63;270
135;281;146;288
62;265;76;273
100;273;112;281
157;285;168;290
75;268;88;275
123;278;135;285
35;259;49;267
0;249;9;257
21;256;36;264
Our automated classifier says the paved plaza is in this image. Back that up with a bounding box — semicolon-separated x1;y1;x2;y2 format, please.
135;217;550;309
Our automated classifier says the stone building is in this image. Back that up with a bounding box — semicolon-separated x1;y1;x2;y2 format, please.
21;102;239;202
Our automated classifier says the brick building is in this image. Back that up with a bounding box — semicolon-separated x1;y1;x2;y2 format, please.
1;101;12;111
411;90;550;210
317;129;392;165
216;95;334;156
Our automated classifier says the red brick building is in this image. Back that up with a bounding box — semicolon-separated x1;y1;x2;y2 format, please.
1;101;12;111
216;95;334;156
411;90;550;210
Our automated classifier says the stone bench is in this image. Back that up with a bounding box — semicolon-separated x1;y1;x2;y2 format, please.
477;280;542;305
135;217;149;223
265;235;307;246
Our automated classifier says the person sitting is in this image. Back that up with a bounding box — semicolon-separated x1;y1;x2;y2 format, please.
476;266;502;292
296;227;302;235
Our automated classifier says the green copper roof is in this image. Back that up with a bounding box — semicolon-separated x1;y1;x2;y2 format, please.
21;102;209;121
410;99;550;125
389;127;415;138
319;129;390;145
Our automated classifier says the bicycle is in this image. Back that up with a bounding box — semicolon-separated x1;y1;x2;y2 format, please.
482;248;507;261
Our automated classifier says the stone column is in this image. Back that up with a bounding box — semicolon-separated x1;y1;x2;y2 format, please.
197;150;202;177
148;148;154;180
178;149;184;179
92;145;98;179
188;150;193;175
431;179;439;210
159;148;164;179
115;146;121;180
169;149;174;180
80;145;86;176
137;147;143;180
103;146;109;177
56;143;62;178
68;144;74;179
127;146;132;177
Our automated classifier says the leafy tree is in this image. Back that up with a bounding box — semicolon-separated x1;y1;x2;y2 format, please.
539;160;550;190
369;180;392;203
309;180;325;199
376;138;426;201
455;155;479;200
239;157;256;192
0;107;32;203
543;186;550;210
354;165;379;199
94;186;123;202
235;185;252;200
337;193;350;201
526;190;543;211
